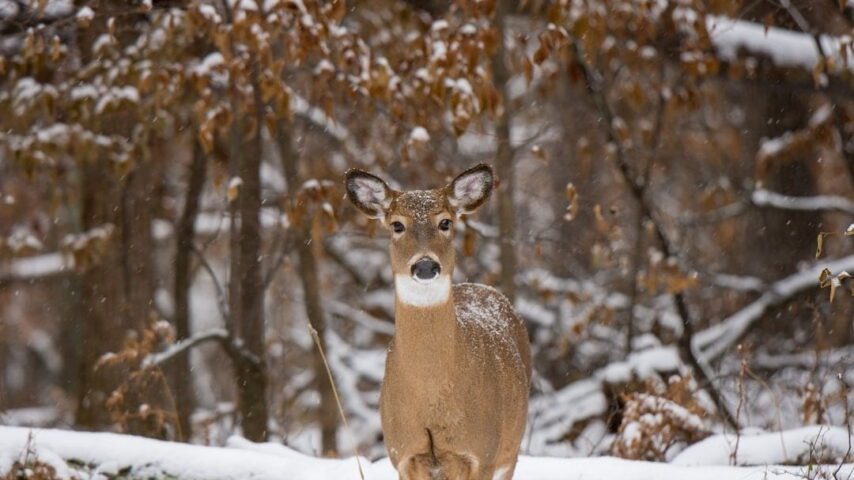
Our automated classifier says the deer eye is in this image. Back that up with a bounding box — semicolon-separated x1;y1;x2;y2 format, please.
391;221;405;234
438;219;452;231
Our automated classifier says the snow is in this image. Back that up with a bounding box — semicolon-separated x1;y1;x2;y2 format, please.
0;252;72;281
5;227;43;253
198;4;221;23
455;283;516;342
314;58;334;76
0;408;61;428
708;16;853;73
0;0;18;19
1;426;850;480
674;426;853;466
42;0;72;18
460;23;477;35
409;126;430;143
430;19;448;32
94;86;140;114
600;347;682;384
75;6;94;22
69;84;99;102
431;40;447;62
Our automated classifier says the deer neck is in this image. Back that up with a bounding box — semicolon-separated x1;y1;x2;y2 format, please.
393;274;458;366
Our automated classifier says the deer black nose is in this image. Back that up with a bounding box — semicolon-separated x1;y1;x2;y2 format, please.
411;257;441;281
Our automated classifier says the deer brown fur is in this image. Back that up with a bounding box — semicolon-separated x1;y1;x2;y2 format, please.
344;164;532;480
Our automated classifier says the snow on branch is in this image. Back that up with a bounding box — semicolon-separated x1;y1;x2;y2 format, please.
752;189;854;215
140;328;261;370
694;254;854;363
0;252;73;284
707;16;853;74
141;328;230;368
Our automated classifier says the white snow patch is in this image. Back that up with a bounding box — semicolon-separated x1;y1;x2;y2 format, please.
75;6;94;21
708;16;853;73
1;427;849;480
409;126;430;143
674;426;854;466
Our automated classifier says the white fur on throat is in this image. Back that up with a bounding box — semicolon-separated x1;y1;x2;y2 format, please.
394;274;451;307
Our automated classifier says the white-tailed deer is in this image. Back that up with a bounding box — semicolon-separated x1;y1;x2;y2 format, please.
344;164;531;480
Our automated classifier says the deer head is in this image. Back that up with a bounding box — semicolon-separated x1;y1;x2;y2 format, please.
344;164;494;307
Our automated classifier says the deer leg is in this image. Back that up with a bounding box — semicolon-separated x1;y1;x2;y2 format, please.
489;464;512;480
399;451;479;480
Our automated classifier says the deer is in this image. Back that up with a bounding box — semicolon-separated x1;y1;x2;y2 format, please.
344;164;531;480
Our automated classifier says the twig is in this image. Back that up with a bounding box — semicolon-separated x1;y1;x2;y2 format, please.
743;365;788;460
833;375;852;479
307;324;366;480
262;227;295;289
322;237;382;289
191;244;232;327
731;346;747;466
326;300;394;336
677;200;749;227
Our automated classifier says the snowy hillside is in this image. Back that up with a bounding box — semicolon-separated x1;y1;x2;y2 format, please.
1;426;852;480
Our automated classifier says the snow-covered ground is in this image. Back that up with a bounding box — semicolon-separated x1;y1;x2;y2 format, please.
0;426;851;479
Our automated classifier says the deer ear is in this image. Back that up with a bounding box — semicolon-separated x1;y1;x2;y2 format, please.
448;164;494;215
344;169;395;219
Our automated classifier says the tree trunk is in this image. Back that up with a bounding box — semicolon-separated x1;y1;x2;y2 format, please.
231;64;269;442
75;162;123;428
490;0;517;303
277;121;338;454
119;164;157;334
171;139;208;439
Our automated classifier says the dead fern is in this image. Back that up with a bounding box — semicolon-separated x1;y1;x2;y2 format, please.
95;320;182;440
611;376;711;461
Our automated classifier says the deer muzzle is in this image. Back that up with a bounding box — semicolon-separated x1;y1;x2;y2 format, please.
411;257;441;282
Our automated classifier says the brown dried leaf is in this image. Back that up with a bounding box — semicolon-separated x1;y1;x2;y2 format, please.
533;44;549;65
819;267;832;287
816;232;834;259
227;177;243;202
523;57;534;85
564;182;578;221
593;204;610;235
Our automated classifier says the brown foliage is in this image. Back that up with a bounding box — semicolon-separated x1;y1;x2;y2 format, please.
611;376;711;461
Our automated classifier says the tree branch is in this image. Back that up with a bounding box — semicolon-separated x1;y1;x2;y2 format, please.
141;327;261;369
752;189;854;215
694;254;854;363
